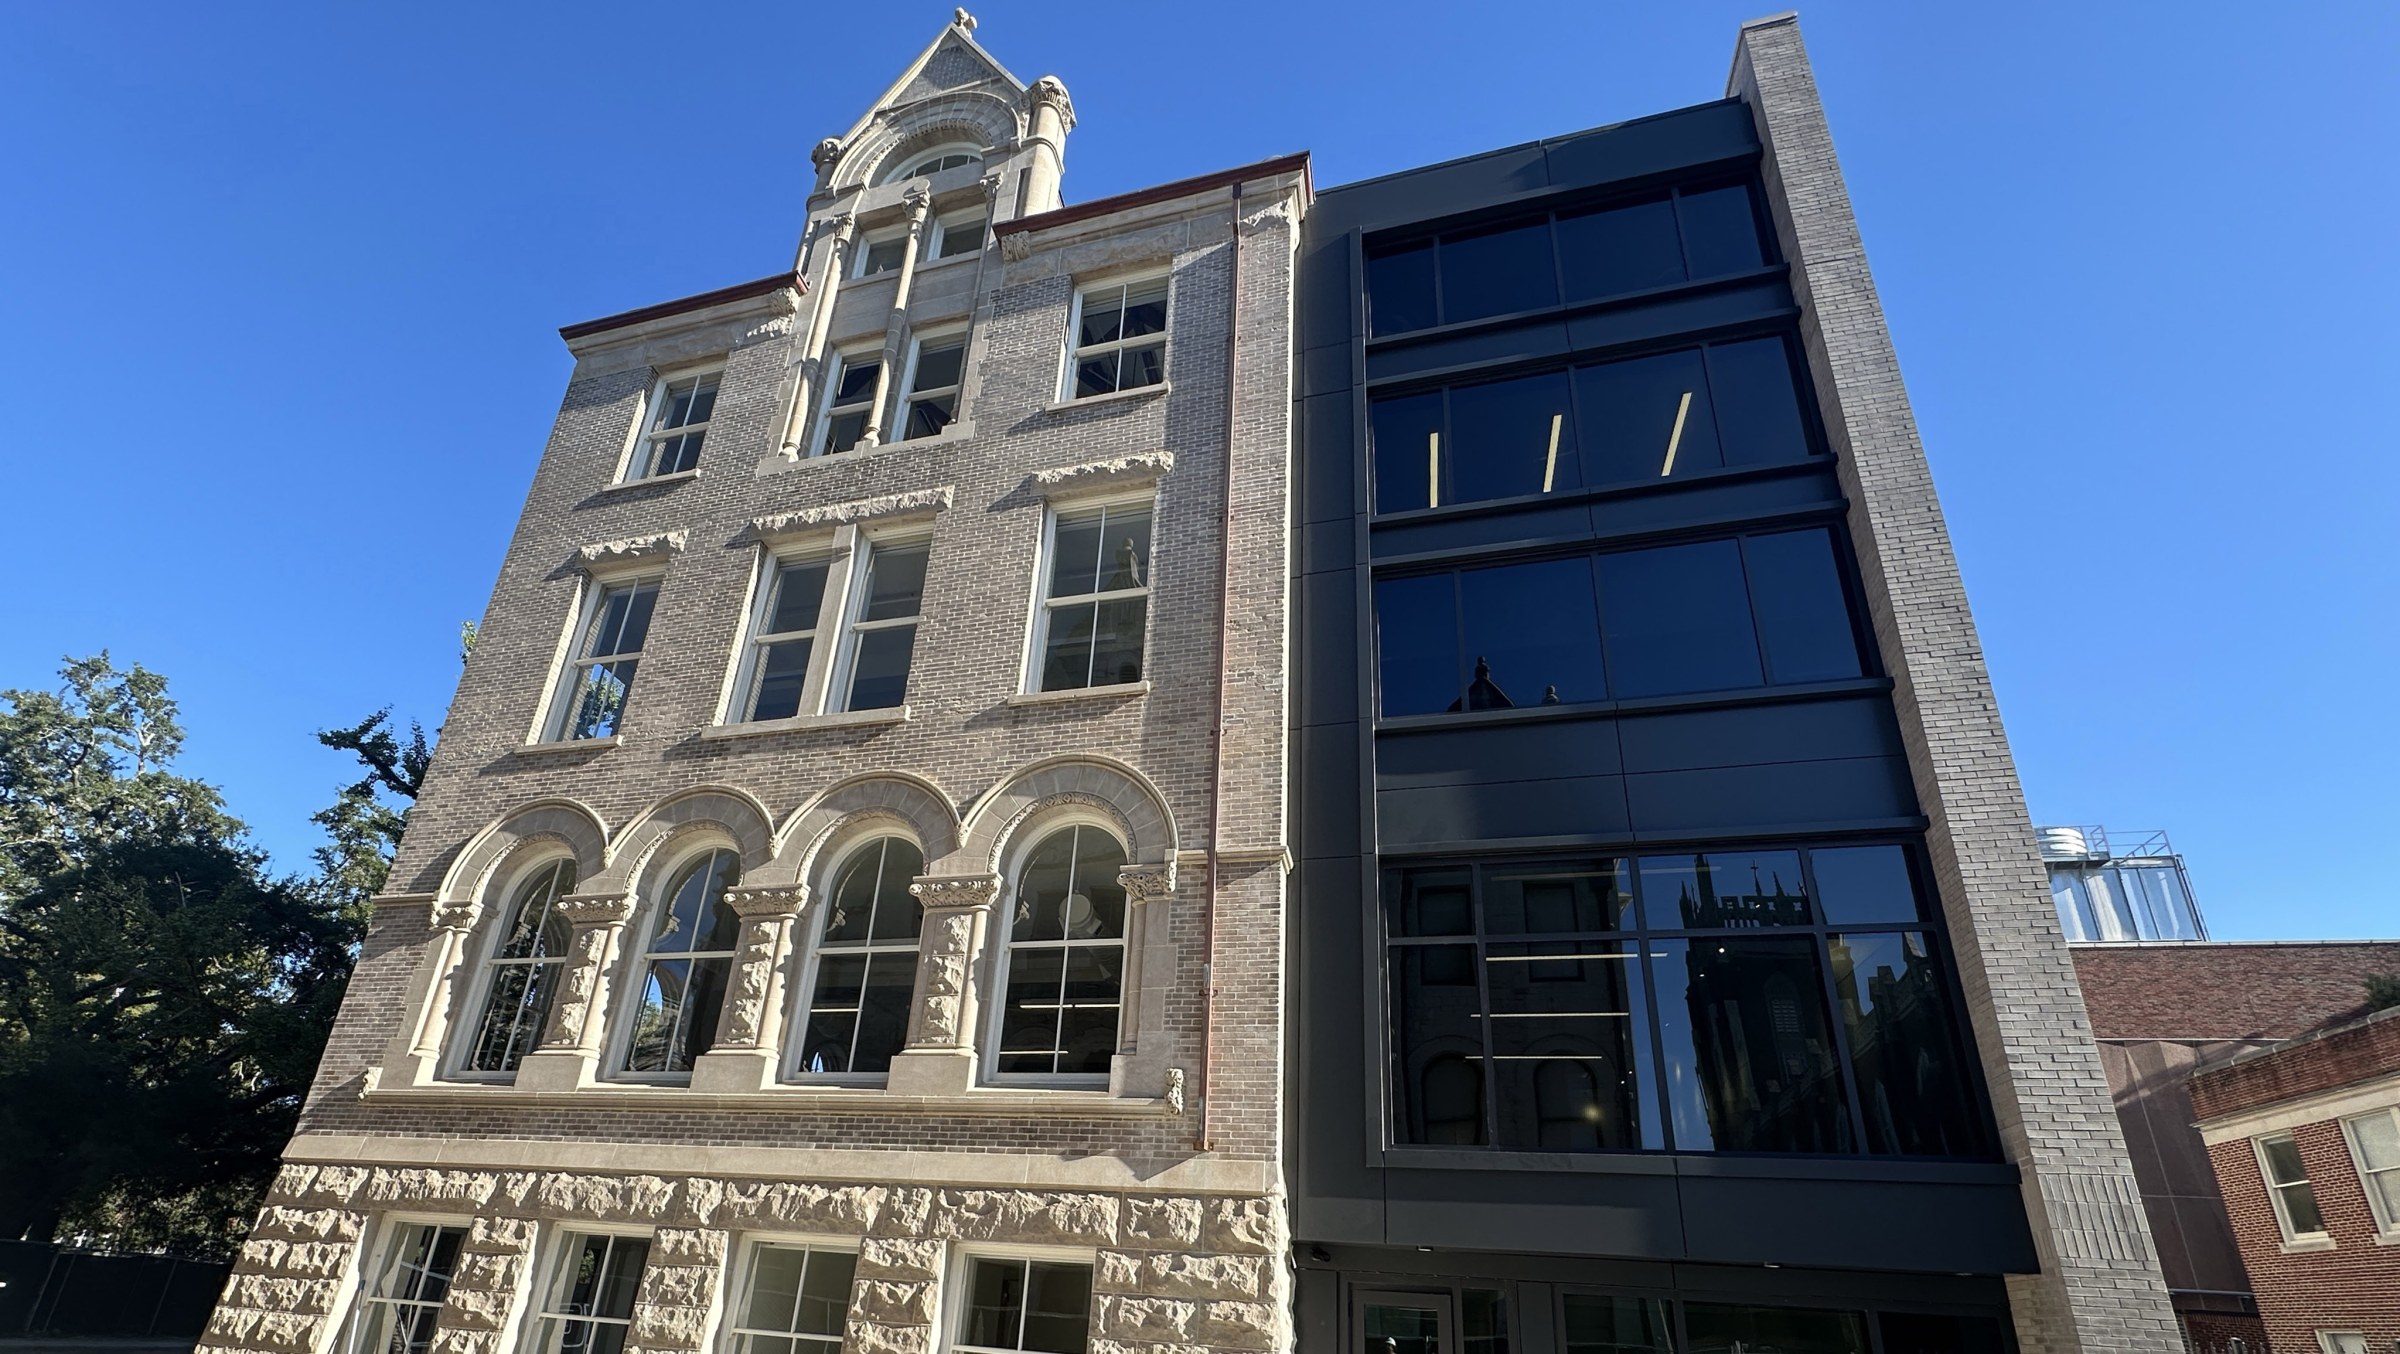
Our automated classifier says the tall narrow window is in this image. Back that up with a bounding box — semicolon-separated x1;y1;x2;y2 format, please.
621;849;742;1078
901;335;966;440
817;352;882;456
933;210;988;261
531;1234;648;1354
1034;501;1151;692
994;825;1128;1079
834;539;928;712
344;1224;464;1354
2345;1108;2400;1235
546;577;659;741
855;233;908;278
955;1257;1091;1354
795;837;926;1079
2256;1133;2329;1242
633;372;718;479
738;556;833;722
726;1244;856;1354
1066;277;1167;399
462;859;575;1074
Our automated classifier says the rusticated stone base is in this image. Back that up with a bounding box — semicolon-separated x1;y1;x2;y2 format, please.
196;1161;1289;1354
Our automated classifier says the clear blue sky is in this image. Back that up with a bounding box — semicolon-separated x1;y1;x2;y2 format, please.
5;3;2393;939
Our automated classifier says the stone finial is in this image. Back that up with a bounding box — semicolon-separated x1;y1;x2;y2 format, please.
811;138;845;174
952;8;976;32
1028;75;1076;130
909;874;1002;910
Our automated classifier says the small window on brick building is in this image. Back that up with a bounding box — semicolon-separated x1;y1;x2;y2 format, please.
530;1233;648;1354
952;1255;1092;1354
900;333;967;441
2255;1132;2330;1243
1064;276;1167;400
815;350;883;457
2342;1107;2400;1236
544;576;660;742
630;370;719;480
1031;499;1151;692
459;857;575;1075
342;1223;465;1354
726;1242;856;1354
831;537;928;712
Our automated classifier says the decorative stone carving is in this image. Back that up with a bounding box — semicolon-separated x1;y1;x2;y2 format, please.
540;902;631;1050
811;138;845;174
715;911;790;1050
907;874;1001;910
901;183;933;217
571;531;685;571
1027;75;1077;130
748;486;954;539
1164;1066;1186;1114
1117;861;1176;904
912;907;980;1047
952;7;975;31
1030;452;1174;496
1000;231;1032;262
738;314;795;345
723;884;807;919
554;891;637;927
429;900;481;932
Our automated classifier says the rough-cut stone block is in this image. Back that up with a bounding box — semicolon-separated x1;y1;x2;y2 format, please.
1100;1295;1197;1342
1143;1253;1265;1301
1122;1195;1203;1248
267;1165;315;1204
207;1308;261;1343
466;1215;537;1253
1200;1198;1281;1256
536;1171;677;1219
252;1207;363;1244
1095;1249;1144;1292
225;1274;340;1316
428;1329;504;1354
303;1165;370;1205
367;1167;499;1208
875;1188;934;1237
653;1227;727;1264
441;1287;518;1332
929;1189;1116;1245
849;1322;934;1354
672;1177;726;1226
452;1251;524;1293
248;1312;321;1354
631;1303;711;1348
639;1264;715;1307
721;1179;881;1231
856;1237;943;1282
1193;1300;1279;1351
850;1279;934;1324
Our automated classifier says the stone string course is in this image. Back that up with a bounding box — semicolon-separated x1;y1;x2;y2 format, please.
200;1163;1288;1354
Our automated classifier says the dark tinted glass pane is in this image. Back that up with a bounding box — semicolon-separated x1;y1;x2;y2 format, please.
1120;284;1167;338
936;217;985;258
1390;943;1485;1145
913;342;964;391
1120;342;1165;390
860;544;928;621
1830;932;1985;1156
1012;830;1077;944
1096;506;1151;591
1649;937;1851;1153
860;239;905;275
1639;851;1811;927
845;625;917;710
1462;1290;1509;1354
1088;596;1147;686
1441;221;1558;324
1021;1262;1093;1353
849;951;917;1073
1074;356;1120;398
1368;242;1439;336
1574;349;1723;482
1560;1295;1672;1354
1684;1304;1866;1354
566;659;635;739
870;841;926;941
1457;557;1605;710
998;947;1065;1075
748;640;812;721
825;409;869;454
1447;371;1578;505
1743;530;1861;683
766;561;831;635
1371;390;1445;514
962;1259;1027;1349
1595;541;1762;697
1078;291;1123;346
1677;185;1767;279
1706;337;1810;466
1877;1312;2009;1354
800;954;866;1074
1375;573;1461;717
1050;512;1105;596
904;392;957;440
1366;1305;1442;1354
1385;865;1474;938
1483;861;1630;935
1040;600;1098;691
1056;946;1122;1075
1488;941;1656;1151
1555;197;1686;301
835;357;880;402
1810;846;1921;924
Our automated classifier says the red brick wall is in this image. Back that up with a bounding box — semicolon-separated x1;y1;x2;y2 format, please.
2208;1118;2400;1353
2180;1311;2268;1354
2073;942;2400;1042
2192;1012;2400;1123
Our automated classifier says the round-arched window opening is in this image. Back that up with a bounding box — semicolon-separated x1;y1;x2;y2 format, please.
459;857;577;1075
882;143;981;185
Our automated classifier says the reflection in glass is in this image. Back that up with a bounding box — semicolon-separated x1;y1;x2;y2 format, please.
1462;1290;1510;1354
1876;1312;2010;1354
1706;336;1809;467
1487;941;1654;1151
1810;847;1921;925
1446;371;1579;505
1370;389;1447;514
1558;1294;1673;1354
534;1234;648;1354
1829;932;1983;1156
798;838;925;1077
1456;557;1605;710
1362;1303;1444;1354
622;849;742;1076
347;1224;464;1354
466;859;575;1074
1682;1302;1868;1354
1040;502;1152;691
729;1245;855;1354
1574;349;1722;482
1743;531;1861;684
1639;852;1811;928
1390;942;1484;1146
1595;540;1762;697
1374;573;1462;718
1650;936;1850;1153
960;1257;1091;1354
996;826;1128;1077
841;542;928;711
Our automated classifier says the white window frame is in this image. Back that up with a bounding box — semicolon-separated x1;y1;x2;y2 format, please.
982;816;1130;1089
783;834;928;1085
341;1217;473;1354
2340;1105;2400;1238
2316;1333;2370;1354
812;347;884;458
523;1226;653;1354
825;531;931;715
929;208;990;262
539;571;663;743
881;142;981;185
897;329;968;443
947;1244;1097;1354
853;229;910;279
621;364;722;482
1025;495;1154;694
1060;272;1170;402
606;843;745;1084
726;543;844;724
448;854;578;1081
2255;1132;2333;1247
721;1235;860;1354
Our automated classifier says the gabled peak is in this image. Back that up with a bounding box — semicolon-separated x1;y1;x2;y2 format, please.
838;11;1027;146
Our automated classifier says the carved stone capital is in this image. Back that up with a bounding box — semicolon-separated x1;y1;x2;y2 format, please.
724;884;808;919
571;532;684;573
1001;232;1032;263
1027;75;1077;130
901;185;933;222
1118;862;1176;905
980;172;1004;202
910;874;1002;911
811;138;845;174
430;900;482;933
555;891;637;927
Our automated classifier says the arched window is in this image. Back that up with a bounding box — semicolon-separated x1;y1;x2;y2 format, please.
992;825;1127;1080
620;848;742;1078
460;858;575;1075
880;143;980;184
793;837;926;1079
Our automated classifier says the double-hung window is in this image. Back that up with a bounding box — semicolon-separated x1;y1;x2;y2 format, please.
900;334;966;441
631;372;718;479
2343;1107;2400;1236
932;209;988;261
620;848;743;1078
2257;1132;2330;1244
833;538;928;712
726;1243;857;1354
460;858;575;1075
1065;276;1167;399
954;1256;1092;1354
1033;500;1151;692
794;837;926;1079
344;1223;464;1354
530;1233;648;1354
993;825;1128;1081
817;351;882;456
736;556;833;722
855;232;908;278
546;576;659;741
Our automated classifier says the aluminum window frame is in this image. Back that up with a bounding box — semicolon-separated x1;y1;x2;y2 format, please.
1060;272;1170;401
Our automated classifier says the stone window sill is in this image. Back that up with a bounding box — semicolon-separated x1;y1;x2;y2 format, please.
2377;1230;2400;1248
597;468;701;495
511;735;623;758
2279;1234;2337;1254
1041;382;1168;415
699;707;912;740
362;1080;1173;1119
1003;681;1150;708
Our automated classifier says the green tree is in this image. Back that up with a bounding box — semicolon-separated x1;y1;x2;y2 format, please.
2368;972;2400;1014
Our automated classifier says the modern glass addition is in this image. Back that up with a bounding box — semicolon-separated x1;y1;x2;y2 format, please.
901;335;967;440
835;540;928;711
739;556;833;722
955;1257;1091;1354
621;849;743;1078
1384;845;1986;1158
1369;336;1810;514
1365;181;1768;337
2257;1132;2329;1240
633;373;717;479
994;825;1128;1079
1034;500;1151;692
2345;1107;2400;1234
1373;528;1861;718
462;858;574;1074
817;351;882;455
725;1244;856;1354
794;837;925;1079
344;1223;464;1354
531;1233;648;1354
547;577;659;741
1067;277;1167;398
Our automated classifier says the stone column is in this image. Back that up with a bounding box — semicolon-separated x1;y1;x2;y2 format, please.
380;895;480;1086
780;211;856;461
857;186;932;451
691;884;808;1093
1115;862;1177;1058
433;1215;537;1354
1020;75;1077;215
883;873;1000;1096
515;890;635;1092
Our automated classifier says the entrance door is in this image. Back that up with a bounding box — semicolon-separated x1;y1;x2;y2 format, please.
1353;1290;1456;1354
